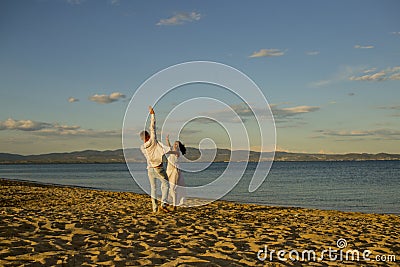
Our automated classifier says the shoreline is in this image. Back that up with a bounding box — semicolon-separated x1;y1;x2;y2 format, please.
1;159;400;165
1;178;399;266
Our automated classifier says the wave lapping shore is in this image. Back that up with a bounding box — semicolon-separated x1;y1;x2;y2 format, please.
0;178;398;266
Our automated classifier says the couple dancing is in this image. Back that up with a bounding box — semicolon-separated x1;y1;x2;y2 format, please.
139;106;186;213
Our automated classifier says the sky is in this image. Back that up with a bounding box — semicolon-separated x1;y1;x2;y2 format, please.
0;0;399;155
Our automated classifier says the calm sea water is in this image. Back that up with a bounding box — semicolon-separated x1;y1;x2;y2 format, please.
0;161;398;214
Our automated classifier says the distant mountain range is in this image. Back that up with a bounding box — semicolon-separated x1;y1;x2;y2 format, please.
0;148;399;164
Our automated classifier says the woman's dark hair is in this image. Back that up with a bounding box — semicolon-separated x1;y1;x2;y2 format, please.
178;141;186;155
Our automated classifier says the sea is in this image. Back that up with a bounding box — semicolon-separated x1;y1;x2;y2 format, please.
0;161;399;214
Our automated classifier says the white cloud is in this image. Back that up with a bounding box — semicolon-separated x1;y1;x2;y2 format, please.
377;105;400;119
249;49;285;58
189;117;216;124
389;72;400;80
66;0;85;5
349;66;400;81
390;32;400;35
271;105;320;119
89;92;126;104
349;71;386;81
377;105;400;110
0;118;120;137
68;97;79;103
198;103;319;124
156;12;201;26
0;118;52;131
110;0;119;5
389;66;400;72
202;105;256;122
309;79;331;87
354;44;374;49
363;68;377;73
309;65;363;88
306;51;320;56
38;127;120;137
317;130;372;137
316;129;400;140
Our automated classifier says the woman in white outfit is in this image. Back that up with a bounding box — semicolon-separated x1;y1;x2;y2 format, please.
166;135;186;210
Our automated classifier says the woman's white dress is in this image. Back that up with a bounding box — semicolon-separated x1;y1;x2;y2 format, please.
166;151;186;206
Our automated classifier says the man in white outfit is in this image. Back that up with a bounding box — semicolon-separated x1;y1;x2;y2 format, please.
140;106;178;213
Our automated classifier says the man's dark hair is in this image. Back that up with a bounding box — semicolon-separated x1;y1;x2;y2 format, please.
178;141;186;155
139;130;149;140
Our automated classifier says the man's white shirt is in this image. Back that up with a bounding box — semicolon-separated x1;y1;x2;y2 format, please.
140;113;170;168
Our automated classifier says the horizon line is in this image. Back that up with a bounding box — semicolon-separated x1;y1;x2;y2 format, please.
1;148;399;157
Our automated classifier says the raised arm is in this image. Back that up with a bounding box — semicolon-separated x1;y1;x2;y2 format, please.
166;134;172;148
149;106;156;141
165;135;179;156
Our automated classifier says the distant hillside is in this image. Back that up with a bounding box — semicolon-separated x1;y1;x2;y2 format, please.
0;150;126;164
0;149;399;164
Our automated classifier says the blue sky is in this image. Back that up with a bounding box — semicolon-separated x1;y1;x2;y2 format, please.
0;0;399;154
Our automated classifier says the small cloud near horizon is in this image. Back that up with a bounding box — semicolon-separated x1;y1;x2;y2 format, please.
89;92;126;104
306;51;320;56
156;12;201;26
271;105;320;119
66;0;84;5
316;128;400;140
354;44;375;49
68;97;79;103
377;105;400;110
363;68;377;73
249;48;285;58
309;79;331;87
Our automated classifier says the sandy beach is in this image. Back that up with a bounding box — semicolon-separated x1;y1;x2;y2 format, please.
0;178;398;266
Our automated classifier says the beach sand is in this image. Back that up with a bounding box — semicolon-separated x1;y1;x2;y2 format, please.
0;178;398;266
